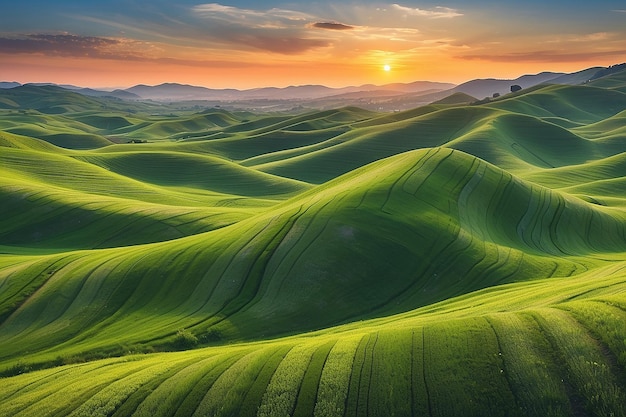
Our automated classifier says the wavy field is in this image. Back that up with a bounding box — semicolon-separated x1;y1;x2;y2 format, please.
1;70;626;416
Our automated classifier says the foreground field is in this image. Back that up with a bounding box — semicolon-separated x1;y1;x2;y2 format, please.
1;69;626;416
3;265;626;417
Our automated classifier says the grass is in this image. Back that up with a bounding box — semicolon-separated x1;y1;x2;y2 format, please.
313;335;362;417
530;308;626;416
1;68;626;416
3;266;626;416
423;317;516;416
486;313;571;416
256;343;320;417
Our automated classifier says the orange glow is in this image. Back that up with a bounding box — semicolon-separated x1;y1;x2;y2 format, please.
2;2;624;90
4;51;618;90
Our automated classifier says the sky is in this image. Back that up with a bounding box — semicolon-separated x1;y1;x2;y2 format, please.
1;0;625;89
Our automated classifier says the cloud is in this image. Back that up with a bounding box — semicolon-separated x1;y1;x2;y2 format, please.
459;49;626;63
391;4;463;19
0;33;174;64
226;35;330;54
612;9;626;13
0;34;116;55
576;32;612;42
192;3;312;28
312;22;354;31
189;3;332;54
34;3;465;60
0;32;303;70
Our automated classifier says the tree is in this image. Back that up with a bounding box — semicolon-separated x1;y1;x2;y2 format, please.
174;329;198;349
510;84;522;93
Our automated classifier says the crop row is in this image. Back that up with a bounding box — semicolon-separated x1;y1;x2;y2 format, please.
3;289;626;416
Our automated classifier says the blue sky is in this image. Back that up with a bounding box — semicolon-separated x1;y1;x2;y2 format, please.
1;1;624;88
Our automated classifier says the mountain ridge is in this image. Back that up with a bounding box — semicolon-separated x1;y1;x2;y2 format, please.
3;64;619;105
124;80;457;101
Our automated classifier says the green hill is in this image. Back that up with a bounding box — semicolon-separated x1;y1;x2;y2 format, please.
1;75;626;417
485;83;626;123
431;91;477;105
0;85;109;113
249;104;620;182
1;148;624;364
587;66;626;91
0;84;168;114
2;258;626;417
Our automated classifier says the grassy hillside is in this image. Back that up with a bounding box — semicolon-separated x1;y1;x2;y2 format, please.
5;148;625;364
2;263;626;417
1;69;626;416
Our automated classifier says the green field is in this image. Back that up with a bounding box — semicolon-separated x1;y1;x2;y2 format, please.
1;70;626;416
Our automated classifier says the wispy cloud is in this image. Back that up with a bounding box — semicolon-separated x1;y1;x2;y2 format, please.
67;4;336;55
0;34;143;59
391;4;463;19
612;9;626;13
574;32;612;42
0;32;276;69
0;34;300;69
459;49;626;63
188;3;332;54
64;3;461;58
192;3;313;28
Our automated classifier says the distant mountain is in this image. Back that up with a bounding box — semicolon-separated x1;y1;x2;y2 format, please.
1;64;617;107
243;84;334;100
0;82;21;89
431;92;477;105
126;83;241;101
308;89;454;112
27;82;83;89
587;64;626;90
543;67;603;85
452;72;566;99
118;67;613;104
123;81;456;102
326;81;455;96
75;88;142;100
590;63;626;81
318;89;409;100
379;81;457;93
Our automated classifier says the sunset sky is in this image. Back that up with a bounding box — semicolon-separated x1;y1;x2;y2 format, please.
1;1;625;89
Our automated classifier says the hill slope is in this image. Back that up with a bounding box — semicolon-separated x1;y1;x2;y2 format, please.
1;148;624;365
2;261;626;417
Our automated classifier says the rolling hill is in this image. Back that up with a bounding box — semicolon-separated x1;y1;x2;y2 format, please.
1;68;626;417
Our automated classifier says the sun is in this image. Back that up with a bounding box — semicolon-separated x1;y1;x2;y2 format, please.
383;64;391;72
